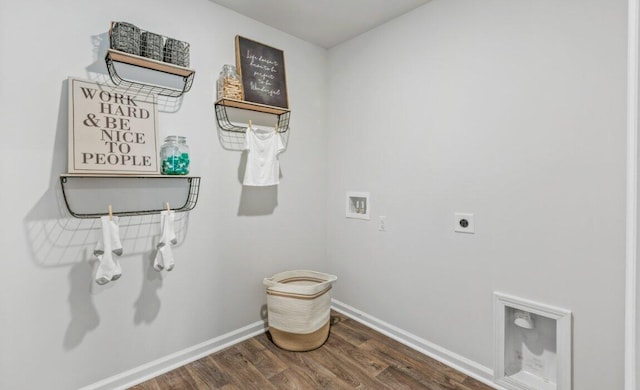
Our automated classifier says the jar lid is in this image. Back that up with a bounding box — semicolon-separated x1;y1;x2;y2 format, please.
164;135;186;142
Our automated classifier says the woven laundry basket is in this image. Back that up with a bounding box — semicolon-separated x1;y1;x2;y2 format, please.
264;270;337;351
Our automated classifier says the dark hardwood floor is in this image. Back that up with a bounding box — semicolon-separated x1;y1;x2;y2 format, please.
130;311;494;389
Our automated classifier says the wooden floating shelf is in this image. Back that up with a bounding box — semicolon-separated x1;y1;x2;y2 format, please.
61;173;198;178
107;49;195;77
214;98;291;133
105;49;196;97
215;98;290;115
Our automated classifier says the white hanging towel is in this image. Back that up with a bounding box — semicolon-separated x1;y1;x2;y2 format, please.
243;127;285;186
154;210;177;272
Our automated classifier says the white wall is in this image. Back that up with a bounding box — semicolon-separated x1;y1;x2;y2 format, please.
0;1;327;388
0;0;630;388
326;0;627;389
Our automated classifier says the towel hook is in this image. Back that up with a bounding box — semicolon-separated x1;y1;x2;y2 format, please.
108;204;113;221
274;122;278;133
166;202;171;213
249;119;253;129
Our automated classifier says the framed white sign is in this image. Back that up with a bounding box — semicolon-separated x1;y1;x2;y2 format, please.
68;77;160;174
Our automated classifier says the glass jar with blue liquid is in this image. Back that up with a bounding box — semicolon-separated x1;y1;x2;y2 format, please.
160;136;190;175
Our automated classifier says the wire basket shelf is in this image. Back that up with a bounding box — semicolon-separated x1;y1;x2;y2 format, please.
60;175;200;219
106;22;195;98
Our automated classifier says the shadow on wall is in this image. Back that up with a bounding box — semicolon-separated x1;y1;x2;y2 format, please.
23;80;190;350
237;150;280;216
64;256;100;349
134;250;163;326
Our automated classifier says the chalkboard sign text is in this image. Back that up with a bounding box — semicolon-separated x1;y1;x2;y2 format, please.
235;36;288;109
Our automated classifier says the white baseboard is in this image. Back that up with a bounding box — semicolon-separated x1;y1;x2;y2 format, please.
81;301;504;390
331;299;503;390
79;320;267;390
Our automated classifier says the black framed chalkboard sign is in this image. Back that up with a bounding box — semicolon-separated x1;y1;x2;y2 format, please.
235;36;289;109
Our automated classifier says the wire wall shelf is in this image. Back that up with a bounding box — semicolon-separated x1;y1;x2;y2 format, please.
215;98;290;133
105;49;195;98
60;175;200;219
105;21;195;97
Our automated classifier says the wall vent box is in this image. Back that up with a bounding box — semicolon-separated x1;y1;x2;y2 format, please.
346;191;370;220
494;293;572;390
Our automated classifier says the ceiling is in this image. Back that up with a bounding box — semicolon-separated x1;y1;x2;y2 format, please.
208;0;431;48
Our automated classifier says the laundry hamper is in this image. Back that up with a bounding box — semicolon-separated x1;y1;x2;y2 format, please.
263;270;337;351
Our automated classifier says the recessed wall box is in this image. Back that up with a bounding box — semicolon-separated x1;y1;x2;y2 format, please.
346;192;370;220
494;292;572;390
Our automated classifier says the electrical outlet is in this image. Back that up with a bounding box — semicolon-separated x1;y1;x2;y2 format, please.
454;213;475;234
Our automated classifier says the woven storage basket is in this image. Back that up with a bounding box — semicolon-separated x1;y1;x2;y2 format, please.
264;270;337;352
163;38;190;67
110;22;141;55
141;31;163;61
